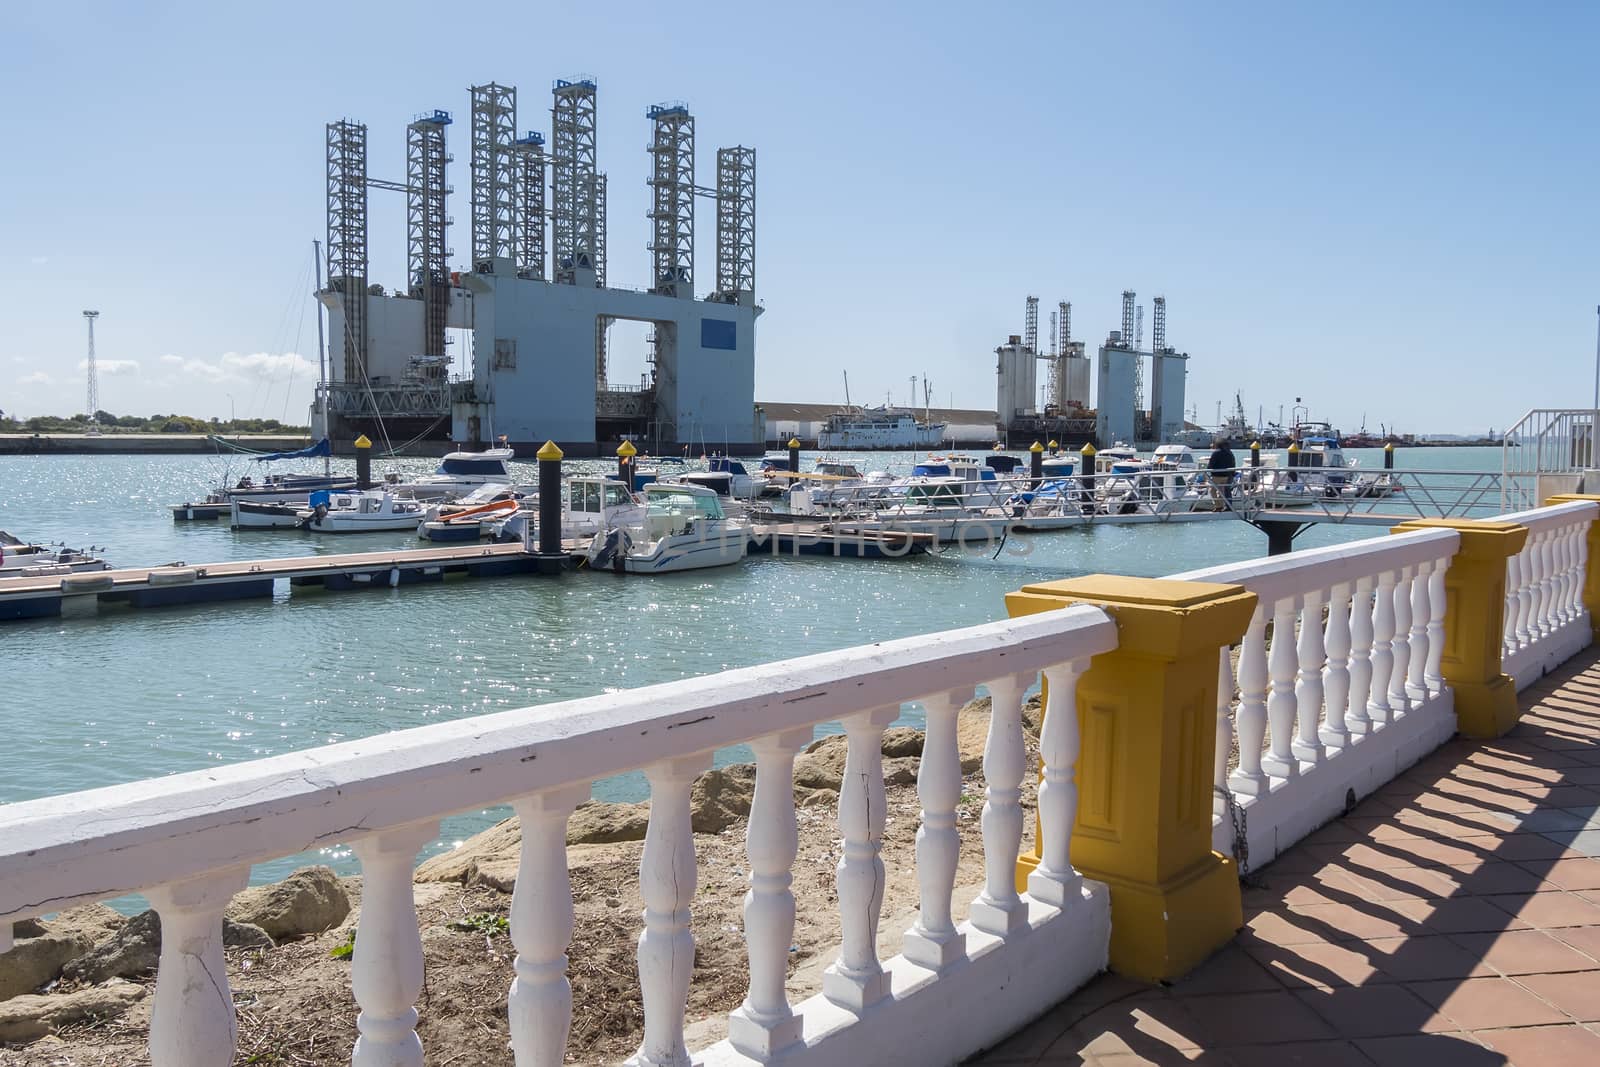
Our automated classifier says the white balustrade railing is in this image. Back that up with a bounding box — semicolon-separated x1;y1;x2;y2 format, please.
1173;527;1463;868
0;605;1118;1067
1497;500;1597;690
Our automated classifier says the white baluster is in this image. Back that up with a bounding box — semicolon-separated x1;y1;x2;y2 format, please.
823;706;896;1013
728;729;809;1060
1536;530;1556;635
1369;570;1396;725
1551;526;1572;626
970;674;1033;938
1320;582;1352;749
509;785;589;1067
905;690;967;971
1408;561;1431;696
631;754;712;1067
1426;559;1447;690
1515;546;1535;646
1504;553;1521;656
1261;596;1301;779
147;869;248;1067
1214;647;1236;816
1574;520;1591;626
1292;590;1327;764
1346;576;1375;736
1562;524;1581;623
1027;660;1087;908
1230;606;1270;795
351;821;438;1067
1388;565;1414;714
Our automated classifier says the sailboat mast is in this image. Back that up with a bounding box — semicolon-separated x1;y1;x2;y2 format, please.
312;238;330;477
843;370;852;409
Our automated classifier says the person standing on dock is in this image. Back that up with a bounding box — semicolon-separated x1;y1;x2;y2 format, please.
1208;437;1237;509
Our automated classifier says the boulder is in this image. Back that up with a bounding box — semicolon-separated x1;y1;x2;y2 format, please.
566;800;651;845
883;756;920;786
794;734;849;791
956;699;991;773
0;933;90;1002
225;866;349;942
61;910;274;984
1022;693;1044;737
11;919;46;940
38;904;125;949
880;727;925;759
690;763;756;834
0;981;145;1043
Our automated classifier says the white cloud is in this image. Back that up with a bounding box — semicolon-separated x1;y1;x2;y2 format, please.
18;371;54;385
157;351;314;385
77;358;140;377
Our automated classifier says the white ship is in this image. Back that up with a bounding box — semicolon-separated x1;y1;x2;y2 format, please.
816;406;947;451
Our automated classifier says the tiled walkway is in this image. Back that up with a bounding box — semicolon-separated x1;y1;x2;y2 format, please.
970;647;1600;1066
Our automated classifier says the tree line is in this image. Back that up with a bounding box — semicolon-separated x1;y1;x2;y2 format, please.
0;410;309;434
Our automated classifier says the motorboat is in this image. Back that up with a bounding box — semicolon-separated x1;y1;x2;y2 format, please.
418;486;526;542
0;531;111;578
231;500;304;529
171;439;356;520
584;482;747;574
298;490;428;533
384;447;517;501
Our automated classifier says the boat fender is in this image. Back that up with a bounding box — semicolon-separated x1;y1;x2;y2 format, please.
389;567;400;588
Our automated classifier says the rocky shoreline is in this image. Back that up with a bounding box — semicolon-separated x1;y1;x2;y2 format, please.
1;696;1040;1065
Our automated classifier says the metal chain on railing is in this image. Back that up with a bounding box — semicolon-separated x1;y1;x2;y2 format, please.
1214;784;1250;879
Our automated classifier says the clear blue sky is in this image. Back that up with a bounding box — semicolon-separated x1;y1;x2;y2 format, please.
3;1;1596;434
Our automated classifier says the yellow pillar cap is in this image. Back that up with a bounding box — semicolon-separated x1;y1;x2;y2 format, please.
1081;442;1098;455
353;434;372;449
1048;440;1060;449
1287;442;1300;453
1385;442;1395;451
617;439;637;457
788;437;801;449
537;440;564;461
1251;440;1261;449
1030;441;1044;453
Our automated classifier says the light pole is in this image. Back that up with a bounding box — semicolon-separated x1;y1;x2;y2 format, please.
226;393;235;428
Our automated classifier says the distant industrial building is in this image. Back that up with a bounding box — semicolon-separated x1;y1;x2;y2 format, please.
315;81;761;455
997;291;1189;448
761;402;998;449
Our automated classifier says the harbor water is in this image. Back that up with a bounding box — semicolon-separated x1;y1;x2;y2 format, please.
0;446;1505;885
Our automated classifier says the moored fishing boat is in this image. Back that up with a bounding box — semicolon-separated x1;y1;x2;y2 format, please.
584;482;747;574
298;490;427;533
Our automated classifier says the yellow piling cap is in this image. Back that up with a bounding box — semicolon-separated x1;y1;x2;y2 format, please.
788;437;801;449
1287;442;1300;453
353;434;372;449
1081;442;1097;455
1030;441;1044;453
617;439;638;458
1047;440;1060;450
1251;439;1261;449
537;440;564;461
1385;442;1395;451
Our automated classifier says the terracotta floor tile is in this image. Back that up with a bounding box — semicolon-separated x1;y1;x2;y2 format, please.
1474;832;1584;862
1064;998;1207;1057
1167;945;1281;995
1284;899;1432;941
1292;983;1438;1037
1407;976;1569;1029
1547;924;1600;962
1522;857;1600;890
1363;934;1498;982
1486;890;1600;928
1448;929;1600;974
1165;990;1334;1047
1443;860;1554;895
1561;764;1600;785
1237;934;1382;989
1077;1053;1220;1066
1353;1032;1501;1067
1515;969;1600;1021
1332;865;1463;901
1474;1023;1600;1066
1422;896;1530;934
1245;910;1335;946
1221;1041;1374;1067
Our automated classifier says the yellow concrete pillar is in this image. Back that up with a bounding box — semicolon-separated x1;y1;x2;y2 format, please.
1392;519;1528;738
1546;494;1600;642
1005;575;1257;981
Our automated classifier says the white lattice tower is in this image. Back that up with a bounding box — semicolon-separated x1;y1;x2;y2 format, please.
469;83;518;263
1120;290;1135;343
325;120;369;382
1059;301;1070;351
1134;304;1145;410
83;310;99;421
647;104;695;297
715;146;755;305
1024;296;1040;354
512;132;546;279
1152;295;1167;352
407;110;453;358
551;79;599;284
